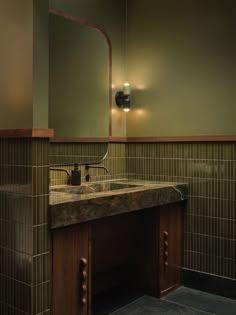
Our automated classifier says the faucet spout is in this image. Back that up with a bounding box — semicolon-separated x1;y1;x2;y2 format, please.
50;167;71;185
85;165;109;182
85;165;109;173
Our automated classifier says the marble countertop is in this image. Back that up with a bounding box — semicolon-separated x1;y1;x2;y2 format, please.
49;179;188;229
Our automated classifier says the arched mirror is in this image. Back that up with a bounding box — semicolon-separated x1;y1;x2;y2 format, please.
48;9;111;166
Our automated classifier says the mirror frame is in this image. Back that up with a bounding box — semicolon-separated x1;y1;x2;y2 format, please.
49;8;112;142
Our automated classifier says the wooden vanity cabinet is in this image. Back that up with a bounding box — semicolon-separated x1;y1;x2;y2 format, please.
51;201;185;314
52;223;91;315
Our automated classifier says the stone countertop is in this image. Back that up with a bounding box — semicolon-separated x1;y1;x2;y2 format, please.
49;180;188;229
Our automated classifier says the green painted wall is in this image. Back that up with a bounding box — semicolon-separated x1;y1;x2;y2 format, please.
126;0;236;136
3;0;233;136
0;0;48;129
0;0;33;128
33;0;49;128
49;0;127;137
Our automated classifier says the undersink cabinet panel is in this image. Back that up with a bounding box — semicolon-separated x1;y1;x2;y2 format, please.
92;214;139;275
92;213;140;295
52;223;91;315
129;210;160;297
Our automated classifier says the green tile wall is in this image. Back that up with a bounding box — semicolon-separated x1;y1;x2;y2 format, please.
126;142;236;280
0;138;50;315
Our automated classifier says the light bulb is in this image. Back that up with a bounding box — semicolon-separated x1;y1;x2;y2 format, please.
123;107;130;112
123;82;130;95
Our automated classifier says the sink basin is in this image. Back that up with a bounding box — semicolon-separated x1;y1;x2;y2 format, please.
50;181;141;195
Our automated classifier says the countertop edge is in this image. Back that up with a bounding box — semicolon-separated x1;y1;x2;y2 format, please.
49;183;188;230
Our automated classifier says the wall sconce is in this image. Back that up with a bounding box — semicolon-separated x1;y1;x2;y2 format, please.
115;83;131;112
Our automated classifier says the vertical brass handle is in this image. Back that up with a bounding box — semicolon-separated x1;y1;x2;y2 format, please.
82;284;87;293
80;257;88;306
81;258;87;266
82;297;87;305
163;231;169;269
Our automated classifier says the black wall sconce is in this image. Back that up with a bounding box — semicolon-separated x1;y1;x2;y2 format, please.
115;83;131;112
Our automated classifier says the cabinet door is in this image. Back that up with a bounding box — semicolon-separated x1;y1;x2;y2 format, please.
159;202;183;295
52;223;90;315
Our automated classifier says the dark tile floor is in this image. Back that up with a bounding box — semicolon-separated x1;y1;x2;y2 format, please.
163;286;236;315
93;286;236;315
110;295;213;315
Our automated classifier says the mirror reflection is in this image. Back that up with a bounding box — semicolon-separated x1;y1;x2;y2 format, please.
48;12;110;139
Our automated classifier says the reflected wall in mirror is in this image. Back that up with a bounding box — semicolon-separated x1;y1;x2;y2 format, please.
49;10;111;140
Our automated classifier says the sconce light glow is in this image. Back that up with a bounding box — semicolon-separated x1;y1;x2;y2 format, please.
115;82;131;112
123;107;130;112
123;82;130;95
